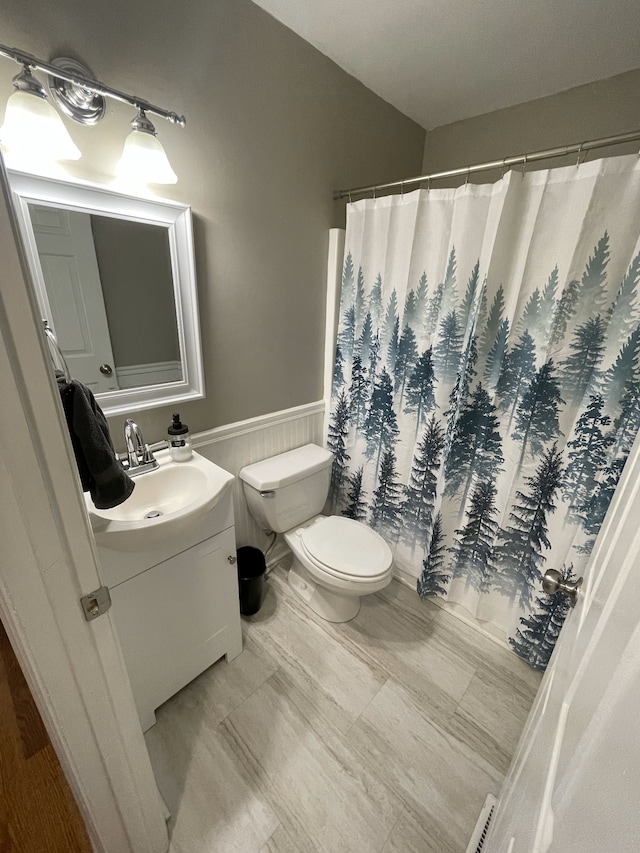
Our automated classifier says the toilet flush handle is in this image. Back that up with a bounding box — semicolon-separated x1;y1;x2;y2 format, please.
260;490;275;498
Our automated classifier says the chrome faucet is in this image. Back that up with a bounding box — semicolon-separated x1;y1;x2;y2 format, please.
122;419;159;475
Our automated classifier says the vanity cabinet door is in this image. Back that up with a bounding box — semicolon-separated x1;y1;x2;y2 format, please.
109;527;242;731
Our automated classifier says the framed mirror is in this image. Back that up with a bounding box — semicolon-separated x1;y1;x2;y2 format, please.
9;171;204;416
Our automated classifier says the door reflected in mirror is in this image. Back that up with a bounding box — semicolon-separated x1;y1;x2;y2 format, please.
9;172;204;416
28;204;182;394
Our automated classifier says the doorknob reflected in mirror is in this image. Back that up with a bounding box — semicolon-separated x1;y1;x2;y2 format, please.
99;363;113;376
542;569;583;608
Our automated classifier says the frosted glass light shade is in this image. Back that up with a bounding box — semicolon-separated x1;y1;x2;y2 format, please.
0;90;81;162
117;129;177;185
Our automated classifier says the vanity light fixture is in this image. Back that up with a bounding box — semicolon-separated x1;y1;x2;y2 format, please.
0;45;185;182
0;64;81;163
117;109;178;185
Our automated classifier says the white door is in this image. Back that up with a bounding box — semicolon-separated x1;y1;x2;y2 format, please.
30;204;118;392
0;161;167;852
485;432;640;851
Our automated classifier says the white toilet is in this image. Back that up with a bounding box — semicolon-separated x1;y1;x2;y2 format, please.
239;444;393;622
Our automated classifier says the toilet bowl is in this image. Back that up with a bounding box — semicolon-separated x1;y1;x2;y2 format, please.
285;515;393;622
239;444;393;623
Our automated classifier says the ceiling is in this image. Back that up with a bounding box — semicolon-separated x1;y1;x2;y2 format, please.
251;0;640;130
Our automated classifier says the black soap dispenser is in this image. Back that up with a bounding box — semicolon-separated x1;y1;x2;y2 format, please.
167;413;192;462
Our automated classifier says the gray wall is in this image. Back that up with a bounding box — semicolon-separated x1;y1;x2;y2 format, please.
0;0;425;445
91;217;179;367
422;68;640;185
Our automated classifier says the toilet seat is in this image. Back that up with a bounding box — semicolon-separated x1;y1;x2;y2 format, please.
299;516;392;581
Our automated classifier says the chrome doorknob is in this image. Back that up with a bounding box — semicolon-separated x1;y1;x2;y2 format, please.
542;569;583;608
99;363;113;376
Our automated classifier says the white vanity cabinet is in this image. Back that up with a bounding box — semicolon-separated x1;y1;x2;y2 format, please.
97;486;243;731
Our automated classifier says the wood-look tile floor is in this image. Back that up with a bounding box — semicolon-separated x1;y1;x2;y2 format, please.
145;566;542;853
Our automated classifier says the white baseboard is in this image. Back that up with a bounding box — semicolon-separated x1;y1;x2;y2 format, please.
393;566;512;653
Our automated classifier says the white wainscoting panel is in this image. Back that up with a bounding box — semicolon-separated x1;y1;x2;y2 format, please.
193;401;325;551
116;360;182;389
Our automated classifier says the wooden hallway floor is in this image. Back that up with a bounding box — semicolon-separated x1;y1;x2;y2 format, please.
0;619;91;852
146;566;541;853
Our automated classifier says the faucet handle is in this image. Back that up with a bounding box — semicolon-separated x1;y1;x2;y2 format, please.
148;440;170;453
141;444;155;464
124;419;139;467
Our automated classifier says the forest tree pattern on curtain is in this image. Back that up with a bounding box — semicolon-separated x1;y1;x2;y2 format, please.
326;157;640;670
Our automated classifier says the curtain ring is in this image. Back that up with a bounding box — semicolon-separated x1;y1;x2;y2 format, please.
465;167;470;186
521;154;528;176
427;177;431;192
501;158;507;179
400;180;405;196
348;189;352;204
576;143;585;167
372;186;376;200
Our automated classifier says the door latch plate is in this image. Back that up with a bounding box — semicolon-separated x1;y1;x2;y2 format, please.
81;586;112;621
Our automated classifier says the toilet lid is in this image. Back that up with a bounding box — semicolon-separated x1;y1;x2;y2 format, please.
300;516;392;579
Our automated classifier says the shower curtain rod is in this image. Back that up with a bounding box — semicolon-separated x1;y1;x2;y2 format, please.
333;128;640;200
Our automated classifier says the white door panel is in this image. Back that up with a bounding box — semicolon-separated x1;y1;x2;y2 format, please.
486;434;640;852
0;157;167;852
31;205;117;392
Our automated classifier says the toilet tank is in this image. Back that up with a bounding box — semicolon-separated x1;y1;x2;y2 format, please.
239;444;333;532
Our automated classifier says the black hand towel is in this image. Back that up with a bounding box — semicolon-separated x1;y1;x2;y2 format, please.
57;376;135;509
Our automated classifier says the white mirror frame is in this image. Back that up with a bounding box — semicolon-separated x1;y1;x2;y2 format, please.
8;170;205;416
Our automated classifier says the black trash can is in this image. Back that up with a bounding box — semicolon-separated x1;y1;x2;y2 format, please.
236;546;266;615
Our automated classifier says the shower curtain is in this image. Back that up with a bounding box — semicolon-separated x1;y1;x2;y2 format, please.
327;154;640;669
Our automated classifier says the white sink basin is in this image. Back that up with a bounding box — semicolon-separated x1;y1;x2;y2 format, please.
85;450;234;551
